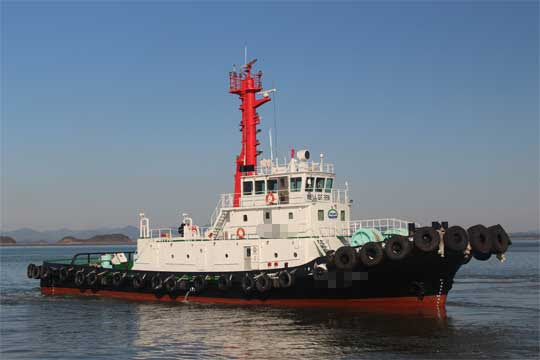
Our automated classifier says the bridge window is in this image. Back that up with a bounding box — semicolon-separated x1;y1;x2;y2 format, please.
315;178;325;192
318;210;324;221
255;180;265;194
306;177;314;192
243;181;253;195
325;178;333;193
267;179;278;193
290;177;302;192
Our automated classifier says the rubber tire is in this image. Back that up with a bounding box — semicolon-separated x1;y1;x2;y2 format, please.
472;251;492;261
100;272;110;287
86;271;98;287
468;225;491;255
444;226;469;252
358;242;384;267
75;270;85;287
384;236;412;261
132;274;146;289
413;227;440;252
241;274;255;293
150;274;163;291
40;266;51;280
255;274;272;293
112;272;125;287
58;267;69;282
488;224;510;254
27;264;36;279
334;246;357;271
313;265;327;281
218;275;232;291
325;250;336;270
165;276;177;293
192;276;207;294
32;265;41;279
278;270;294;288
177;279;189;291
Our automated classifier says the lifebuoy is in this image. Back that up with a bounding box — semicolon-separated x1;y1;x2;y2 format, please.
265;192;276;205
236;227;246;239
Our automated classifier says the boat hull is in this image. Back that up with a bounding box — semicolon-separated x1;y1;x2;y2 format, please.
38;250;463;316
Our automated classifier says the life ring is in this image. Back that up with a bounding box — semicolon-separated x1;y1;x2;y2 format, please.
265;192;276;205
236;227;246;239
192;226;198;233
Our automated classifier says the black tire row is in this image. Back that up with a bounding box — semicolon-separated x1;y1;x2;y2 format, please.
325;223;510;272
27;264;295;295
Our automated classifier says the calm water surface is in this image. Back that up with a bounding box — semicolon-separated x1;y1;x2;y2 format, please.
1;241;539;359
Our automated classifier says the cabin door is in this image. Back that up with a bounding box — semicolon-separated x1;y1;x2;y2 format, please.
243;246;258;270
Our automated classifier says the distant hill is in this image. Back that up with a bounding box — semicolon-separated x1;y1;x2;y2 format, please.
0;236;16;245
57;233;133;245
1;226;139;244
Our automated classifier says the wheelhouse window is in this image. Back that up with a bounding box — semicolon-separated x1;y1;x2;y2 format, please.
255;180;265;195
267;179;278;193
306;177;314;192
325;178;333;193
315;178;325;192
243;181;253;195
318;210;324;221
290;177;302;192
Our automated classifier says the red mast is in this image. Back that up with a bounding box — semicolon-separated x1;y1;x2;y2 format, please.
229;59;271;207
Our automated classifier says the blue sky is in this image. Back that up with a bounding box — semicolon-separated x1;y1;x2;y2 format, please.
1;1;538;232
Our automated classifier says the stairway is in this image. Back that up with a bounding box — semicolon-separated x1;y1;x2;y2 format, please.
211;210;230;239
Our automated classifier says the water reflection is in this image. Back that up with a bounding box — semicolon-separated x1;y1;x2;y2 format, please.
131;302;451;359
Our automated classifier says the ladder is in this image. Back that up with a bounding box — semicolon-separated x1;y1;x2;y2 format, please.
316;238;330;254
211;209;230;239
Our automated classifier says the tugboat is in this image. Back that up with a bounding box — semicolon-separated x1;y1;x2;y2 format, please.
27;57;511;314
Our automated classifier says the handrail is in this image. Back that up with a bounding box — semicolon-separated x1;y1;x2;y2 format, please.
70;251;136;266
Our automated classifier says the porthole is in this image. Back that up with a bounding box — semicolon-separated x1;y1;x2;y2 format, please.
274;253;278;258
225;253;229;258
200;248;203;253
243;214;248;222
294;252;297;258
187;254;190;259
171;254;174;259
170;243;173;247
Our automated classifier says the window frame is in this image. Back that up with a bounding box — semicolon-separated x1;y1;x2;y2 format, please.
242;180;253;195
255;180;266;195
315;177;325;193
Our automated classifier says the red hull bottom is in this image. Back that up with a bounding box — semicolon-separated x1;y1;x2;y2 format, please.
41;286;447;316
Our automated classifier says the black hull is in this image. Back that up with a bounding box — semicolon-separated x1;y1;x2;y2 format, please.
38;249;465;312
